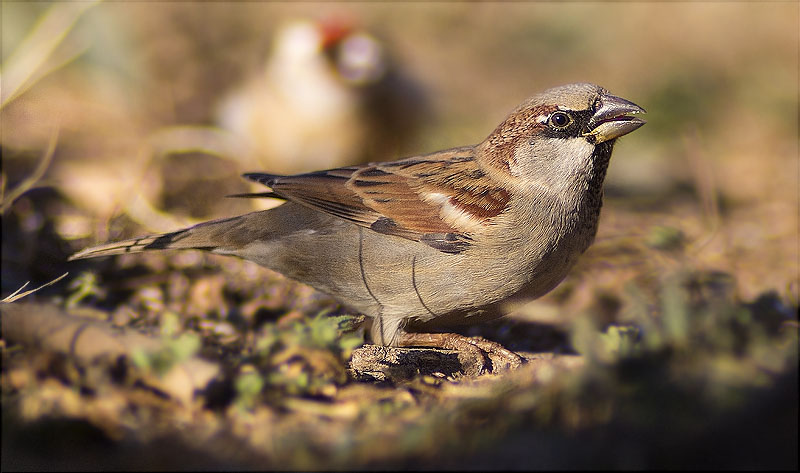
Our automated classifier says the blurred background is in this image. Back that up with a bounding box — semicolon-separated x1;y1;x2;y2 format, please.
2;1;797;300
1;2;797;469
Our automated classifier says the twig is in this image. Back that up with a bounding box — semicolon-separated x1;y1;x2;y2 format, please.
0;1;99;108
1;272;68;303
0;126;60;214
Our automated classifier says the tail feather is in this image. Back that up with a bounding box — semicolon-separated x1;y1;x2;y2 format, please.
68;230;198;261
68;212;275;261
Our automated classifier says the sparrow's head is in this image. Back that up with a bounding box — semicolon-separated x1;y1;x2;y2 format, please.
480;83;645;190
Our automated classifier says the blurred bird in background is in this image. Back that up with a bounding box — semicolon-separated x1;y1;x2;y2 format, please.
216;17;429;174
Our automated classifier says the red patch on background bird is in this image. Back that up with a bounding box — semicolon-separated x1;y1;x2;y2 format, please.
318;16;355;49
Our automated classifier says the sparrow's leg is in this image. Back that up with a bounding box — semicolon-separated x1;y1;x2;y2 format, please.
395;332;524;376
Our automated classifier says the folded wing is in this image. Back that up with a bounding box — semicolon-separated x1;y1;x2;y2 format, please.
244;148;510;254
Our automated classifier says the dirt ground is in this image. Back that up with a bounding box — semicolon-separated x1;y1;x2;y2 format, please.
2;2;797;469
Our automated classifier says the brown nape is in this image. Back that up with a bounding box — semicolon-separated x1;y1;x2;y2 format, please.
480;103;556;171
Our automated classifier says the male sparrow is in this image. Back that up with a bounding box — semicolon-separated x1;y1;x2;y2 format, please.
71;83;645;374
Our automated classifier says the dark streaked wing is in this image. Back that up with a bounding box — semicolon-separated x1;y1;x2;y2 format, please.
245;168;377;226
244;148;510;254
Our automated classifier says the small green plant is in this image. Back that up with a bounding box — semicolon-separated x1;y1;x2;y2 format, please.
64;271;104;308
130;311;201;377
240;312;365;402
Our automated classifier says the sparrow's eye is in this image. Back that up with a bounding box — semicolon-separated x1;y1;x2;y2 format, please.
549;111;572;129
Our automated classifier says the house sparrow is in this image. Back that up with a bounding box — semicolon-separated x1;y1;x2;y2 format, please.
71;83;645;374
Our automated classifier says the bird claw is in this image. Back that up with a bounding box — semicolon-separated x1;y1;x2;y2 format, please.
395;332;524;376
462;335;525;373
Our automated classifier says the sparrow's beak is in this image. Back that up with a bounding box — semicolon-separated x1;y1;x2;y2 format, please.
585;93;646;144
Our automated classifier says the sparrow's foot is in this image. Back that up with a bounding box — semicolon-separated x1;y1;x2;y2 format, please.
395;332;524;376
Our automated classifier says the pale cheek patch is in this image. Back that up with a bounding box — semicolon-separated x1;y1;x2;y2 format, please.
554;138;596;170
423;192;486;233
510;136;597;192
515;137;595;171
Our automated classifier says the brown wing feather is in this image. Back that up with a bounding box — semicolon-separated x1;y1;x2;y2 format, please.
347;166;456;235
244;147;510;253
245;168;381;227
385;155;511;221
